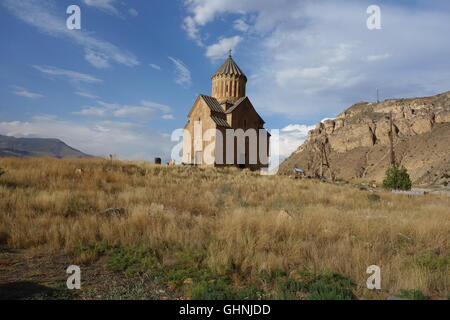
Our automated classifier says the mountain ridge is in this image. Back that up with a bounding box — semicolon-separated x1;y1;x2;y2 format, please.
0;134;92;159
279;90;450;185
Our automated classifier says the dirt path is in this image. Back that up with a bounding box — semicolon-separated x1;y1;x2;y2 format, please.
0;247;178;300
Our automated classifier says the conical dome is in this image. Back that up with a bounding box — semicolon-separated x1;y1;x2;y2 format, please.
211;55;247;103
212;55;247;80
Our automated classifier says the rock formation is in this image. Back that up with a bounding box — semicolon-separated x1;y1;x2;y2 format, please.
279;91;450;185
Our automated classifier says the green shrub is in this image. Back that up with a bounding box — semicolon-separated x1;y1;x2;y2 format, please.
259;269;287;282
105;246;218;287
304;271;356;300
105;246;158;276
191;280;236;300
77;241;109;259
274;271;356;300
239;197;249;207
190;280;262;300
382;164;412;190
0;168;5;177
397;289;429;300
367;194;381;202
236;285;264;300
415;253;450;272
443;181;448;187
275;277;305;300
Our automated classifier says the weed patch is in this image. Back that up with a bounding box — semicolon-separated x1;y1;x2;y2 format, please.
397;289;429;300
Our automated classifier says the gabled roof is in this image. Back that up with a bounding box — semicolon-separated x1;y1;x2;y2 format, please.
199;94;224;113
187;94;265;127
225;96;247;114
212;55;247;80
211;115;232;128
225;96;265;124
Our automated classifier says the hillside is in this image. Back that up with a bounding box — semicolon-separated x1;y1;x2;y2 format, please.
0;158;448;300
279;91;450;185
0;134;92;159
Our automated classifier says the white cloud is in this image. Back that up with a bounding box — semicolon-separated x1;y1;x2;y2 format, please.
74;100;172;122
84;50;110;69
128;8;139;17
11;87;44;99
162;114;175;120
276;66;330;86
73;106;107;117
183;16;203;46
33;65;103;84
327;43;355;64
205;36;243;61
182;0;302;41
97;101;120;109
2;0;139;68
140;101;172;113
82;0;120;16
0;117;174;161
113;106;155;121
168;57;192;87
76;91;99;99
233;19;249;32
277;124;315;160
365;53;391;62
281;124;314;133
149;64;162;71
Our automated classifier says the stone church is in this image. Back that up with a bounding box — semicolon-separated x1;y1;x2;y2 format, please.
182;54;270;170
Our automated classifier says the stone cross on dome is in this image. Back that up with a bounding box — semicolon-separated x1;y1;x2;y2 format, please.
228;49;232;57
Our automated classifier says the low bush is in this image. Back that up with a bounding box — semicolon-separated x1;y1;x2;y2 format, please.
382;164;412;190
397;289;429;300
367;194;381;201
274;271;356;300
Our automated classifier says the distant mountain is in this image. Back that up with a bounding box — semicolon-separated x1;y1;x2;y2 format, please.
0;135;92;159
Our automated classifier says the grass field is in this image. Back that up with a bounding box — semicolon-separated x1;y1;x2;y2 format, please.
0;158;449;300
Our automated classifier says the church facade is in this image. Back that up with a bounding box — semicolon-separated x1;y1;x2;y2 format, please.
182;54;270;170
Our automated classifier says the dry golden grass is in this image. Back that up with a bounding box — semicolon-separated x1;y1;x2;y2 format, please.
0;157;449;299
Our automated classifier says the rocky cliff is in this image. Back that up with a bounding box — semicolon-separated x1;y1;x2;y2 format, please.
279;91;450;185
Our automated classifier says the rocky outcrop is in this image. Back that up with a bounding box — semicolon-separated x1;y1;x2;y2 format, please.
279;91;450;185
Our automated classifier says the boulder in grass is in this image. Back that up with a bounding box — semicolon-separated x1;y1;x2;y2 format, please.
277;210;293;221
97;208;126;217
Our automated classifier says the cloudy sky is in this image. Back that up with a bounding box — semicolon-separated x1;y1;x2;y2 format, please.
1;0;450;161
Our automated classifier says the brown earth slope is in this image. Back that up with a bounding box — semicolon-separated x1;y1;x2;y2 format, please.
279;91;450;185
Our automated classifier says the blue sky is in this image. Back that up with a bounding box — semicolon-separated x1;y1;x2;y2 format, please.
1;0;450;161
